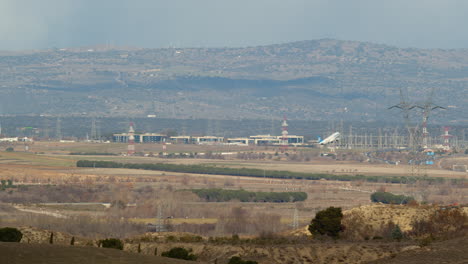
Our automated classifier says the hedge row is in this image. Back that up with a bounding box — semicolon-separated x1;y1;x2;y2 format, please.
76;160;455;184
190;188;307;203
370;191;415;204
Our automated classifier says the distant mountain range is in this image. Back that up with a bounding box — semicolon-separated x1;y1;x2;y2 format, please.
0;39;466;123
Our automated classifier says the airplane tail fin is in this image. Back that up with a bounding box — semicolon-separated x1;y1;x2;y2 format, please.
317;136;322;143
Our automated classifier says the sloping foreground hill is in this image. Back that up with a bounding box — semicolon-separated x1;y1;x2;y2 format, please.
367;236;468;264
0;242;198;264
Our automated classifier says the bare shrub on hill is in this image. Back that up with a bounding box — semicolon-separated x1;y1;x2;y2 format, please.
11;213;146;238
341;211;374;241
215;207;285;235
409;208;467;239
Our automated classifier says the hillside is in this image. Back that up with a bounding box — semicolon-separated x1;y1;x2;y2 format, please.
0;242;198;264
0;39;466;122
367;236;468;264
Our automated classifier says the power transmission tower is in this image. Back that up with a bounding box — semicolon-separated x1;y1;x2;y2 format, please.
292;207;299;230
389;88;422;177
42;118;49;138
156;204;166;232
91;117;97;140
55;117;62;140
412;88;445;148
389;87;444;178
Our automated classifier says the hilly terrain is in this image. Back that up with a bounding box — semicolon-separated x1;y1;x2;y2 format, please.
0;39;466;122
0;242;196;264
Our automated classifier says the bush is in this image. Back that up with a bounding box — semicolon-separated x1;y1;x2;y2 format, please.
5;147;14;152
161;247;197;261
391;225;403;241
410;208;467;239
370;191;415;204
0;227;23;242
228;256;258;264
190;188;307;203
100;238;124;250
308;207;343;238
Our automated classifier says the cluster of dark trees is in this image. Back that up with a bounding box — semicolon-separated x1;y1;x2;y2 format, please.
370;191;415;204
308;207;344;238
0;227;22;242
76;160;455;184
161;247;197;261
190;188;307;203
99;238;124;250
0;179;16;191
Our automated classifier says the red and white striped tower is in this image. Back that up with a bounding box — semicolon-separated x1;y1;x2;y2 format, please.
441;126;453;152
127;122;135;155
280;115;289;152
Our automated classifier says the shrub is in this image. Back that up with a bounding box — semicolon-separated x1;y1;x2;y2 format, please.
0;227;22;242
190;188;307;203
418;235;434;247
161;247;197;261
409;208;467;239
5;147;14;152
370;191;415;204
100;238;124;250
228;256;258;264
308;207;343;238
391;225;403;241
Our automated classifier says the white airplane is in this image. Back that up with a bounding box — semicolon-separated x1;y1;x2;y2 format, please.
318;132;340;145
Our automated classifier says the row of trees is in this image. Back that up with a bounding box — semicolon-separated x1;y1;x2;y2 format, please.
190;188;307;203
370;191;415;204
0;179;15;191
76;160;456;184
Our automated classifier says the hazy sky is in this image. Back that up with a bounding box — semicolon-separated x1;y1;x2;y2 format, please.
2;0;468;50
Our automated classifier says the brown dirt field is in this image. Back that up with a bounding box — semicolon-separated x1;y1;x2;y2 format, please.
53;152;468;179
0;242;197;264
28;141;255;154
5;142;468;179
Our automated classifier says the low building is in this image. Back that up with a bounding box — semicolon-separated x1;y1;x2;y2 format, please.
0;137;18;142
192;136;224;144
249;134;304;146
226;137;252;145
113;133;167;143
170;136;191;144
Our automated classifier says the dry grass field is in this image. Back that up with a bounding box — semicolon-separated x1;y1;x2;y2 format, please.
0;142;467;263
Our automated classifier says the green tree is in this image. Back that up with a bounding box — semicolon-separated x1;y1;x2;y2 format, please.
0;227;22;242
308;207;344;238
161;247;197;261
391;225;403;241
5;147;14;152
49;232;54;244
228;256;258;264
70;236;75;245
100;238;124;250
370;191;414;204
